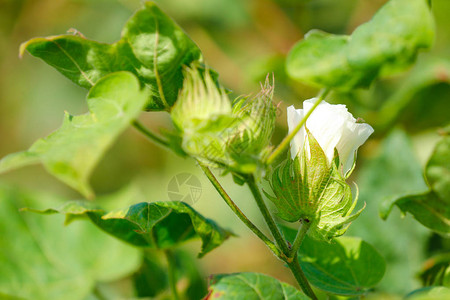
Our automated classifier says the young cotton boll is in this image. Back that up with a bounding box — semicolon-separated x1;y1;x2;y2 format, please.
287;98;374;175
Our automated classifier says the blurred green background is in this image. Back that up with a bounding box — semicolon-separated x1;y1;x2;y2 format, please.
0;0;449;299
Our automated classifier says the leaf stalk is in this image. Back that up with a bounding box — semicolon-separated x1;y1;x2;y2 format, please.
246;175;290;255
164;249;180;300
198;162;285;259
287;256;318;300
289;219;311;260
132;120;170;148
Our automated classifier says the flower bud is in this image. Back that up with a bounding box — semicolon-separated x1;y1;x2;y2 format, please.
227;77;276;173
171;67;276;175
171;67;233;132
266;99;373;241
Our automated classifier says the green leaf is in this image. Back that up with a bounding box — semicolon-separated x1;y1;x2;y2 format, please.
380;131;450;234
0;185;141;300
406;286;450;300
426;133;450;201
348;129;429;293
286;0;434;90
347;0;434;76
0;72;147;198
26;200;233;257
286;30;370;89
20;2;202;111
282;226;386;296
205;272;309;299
381;191;450;235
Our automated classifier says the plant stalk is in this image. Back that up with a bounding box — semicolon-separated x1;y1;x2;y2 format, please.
286;219;317;298
289;219;311;260
198;162;284;259
164;249;180;300
132;120;170;148
287;256;318;300
247;176;317;298
266;88;330;165
246;175;290;255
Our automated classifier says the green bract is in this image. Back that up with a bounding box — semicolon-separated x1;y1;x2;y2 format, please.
265;131;363;241
286;0;434;90
20;1;202;111
171;67;276;175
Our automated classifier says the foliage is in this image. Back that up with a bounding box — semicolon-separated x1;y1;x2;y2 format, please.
205;273;309;299
0;186;140;299
286;0;434;90
381;127;450;235
25;200;233;257
19;2;202;111
0;0;448;299
0;72;147;199
282;226;385;296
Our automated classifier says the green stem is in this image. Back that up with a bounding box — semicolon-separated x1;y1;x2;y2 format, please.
287;256;318;300
289;219;311;260
247;176;317;298
246;175;290;255
198;162;284;259
132;120;170;148
92;286;107;300
164;249;180;300
266;88;330;165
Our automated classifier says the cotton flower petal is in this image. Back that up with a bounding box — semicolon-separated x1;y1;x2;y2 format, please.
303;99;347;163
287;98;373;175
287;105;305;159
336;122;374;174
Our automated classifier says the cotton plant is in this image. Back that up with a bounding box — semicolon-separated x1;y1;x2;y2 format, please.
0;0;444;299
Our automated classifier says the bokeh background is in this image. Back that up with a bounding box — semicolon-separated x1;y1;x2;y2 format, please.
0;0;449;299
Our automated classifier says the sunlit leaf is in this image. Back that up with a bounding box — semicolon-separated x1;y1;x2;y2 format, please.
26;200;232;257
283;226;386;296
0;72;147;198
347;0;434;75
286;30;370;89
20;2;202;111
205;272;309;299
286;0;434;90
0;185;140;300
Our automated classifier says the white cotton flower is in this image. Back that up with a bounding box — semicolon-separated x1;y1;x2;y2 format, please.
287;98;374;174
